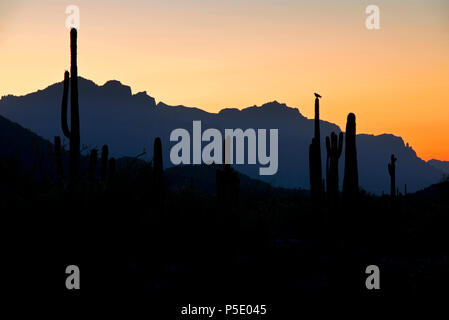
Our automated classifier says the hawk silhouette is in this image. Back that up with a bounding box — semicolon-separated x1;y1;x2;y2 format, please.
314;93;322;98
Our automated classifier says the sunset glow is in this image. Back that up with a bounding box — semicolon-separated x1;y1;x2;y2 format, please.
1;0;448;160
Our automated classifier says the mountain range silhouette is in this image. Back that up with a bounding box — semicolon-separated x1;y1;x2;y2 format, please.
0;77;445;194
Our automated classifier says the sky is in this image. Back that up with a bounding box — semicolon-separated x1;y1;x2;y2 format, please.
0;0;448;160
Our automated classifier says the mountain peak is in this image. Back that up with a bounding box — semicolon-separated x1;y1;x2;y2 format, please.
102;80;132;97
239;100;304;119
260;100;287;109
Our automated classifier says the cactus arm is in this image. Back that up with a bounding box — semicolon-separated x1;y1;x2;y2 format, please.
61;71;71;139
325;136;331;154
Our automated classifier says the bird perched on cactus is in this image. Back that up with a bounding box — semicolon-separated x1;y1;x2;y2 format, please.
388;154;397;199
61;28;80;183
326;132;343;205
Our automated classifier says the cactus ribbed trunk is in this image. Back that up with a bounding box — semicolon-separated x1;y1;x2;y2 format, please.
343;113;359;200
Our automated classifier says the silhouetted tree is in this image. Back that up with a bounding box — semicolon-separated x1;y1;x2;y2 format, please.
61;28;80;183
343;113;359;200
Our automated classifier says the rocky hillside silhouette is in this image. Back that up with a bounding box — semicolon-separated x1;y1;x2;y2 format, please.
428;159;449;175
0;78;445;193
0;114;56;179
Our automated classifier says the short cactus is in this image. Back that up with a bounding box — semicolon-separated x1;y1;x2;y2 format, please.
388;154;397;198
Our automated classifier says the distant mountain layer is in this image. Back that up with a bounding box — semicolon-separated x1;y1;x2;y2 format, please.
0;114;55;178
428;159;449;175
0;78;445;193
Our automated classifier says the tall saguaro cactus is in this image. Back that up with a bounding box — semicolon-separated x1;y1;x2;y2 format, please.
61;28;80;182
343;113;359;200
326;131;343;204
388;154;397;198
309;94;323;205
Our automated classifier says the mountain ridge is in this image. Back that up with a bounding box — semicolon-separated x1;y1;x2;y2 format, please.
0;77;445;193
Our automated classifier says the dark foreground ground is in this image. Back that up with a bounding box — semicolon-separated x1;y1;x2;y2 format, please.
4;161;449;315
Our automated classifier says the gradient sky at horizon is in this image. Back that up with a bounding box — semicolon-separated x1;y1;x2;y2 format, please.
0;0;448;160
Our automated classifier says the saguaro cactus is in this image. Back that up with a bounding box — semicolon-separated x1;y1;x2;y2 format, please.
61;28;80;182
388;154;397;198
343;113;359;200
326;132;343;204
309;94;323;205
314;95;322;189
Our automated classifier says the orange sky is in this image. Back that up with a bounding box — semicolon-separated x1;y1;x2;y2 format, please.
0;0;448;160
